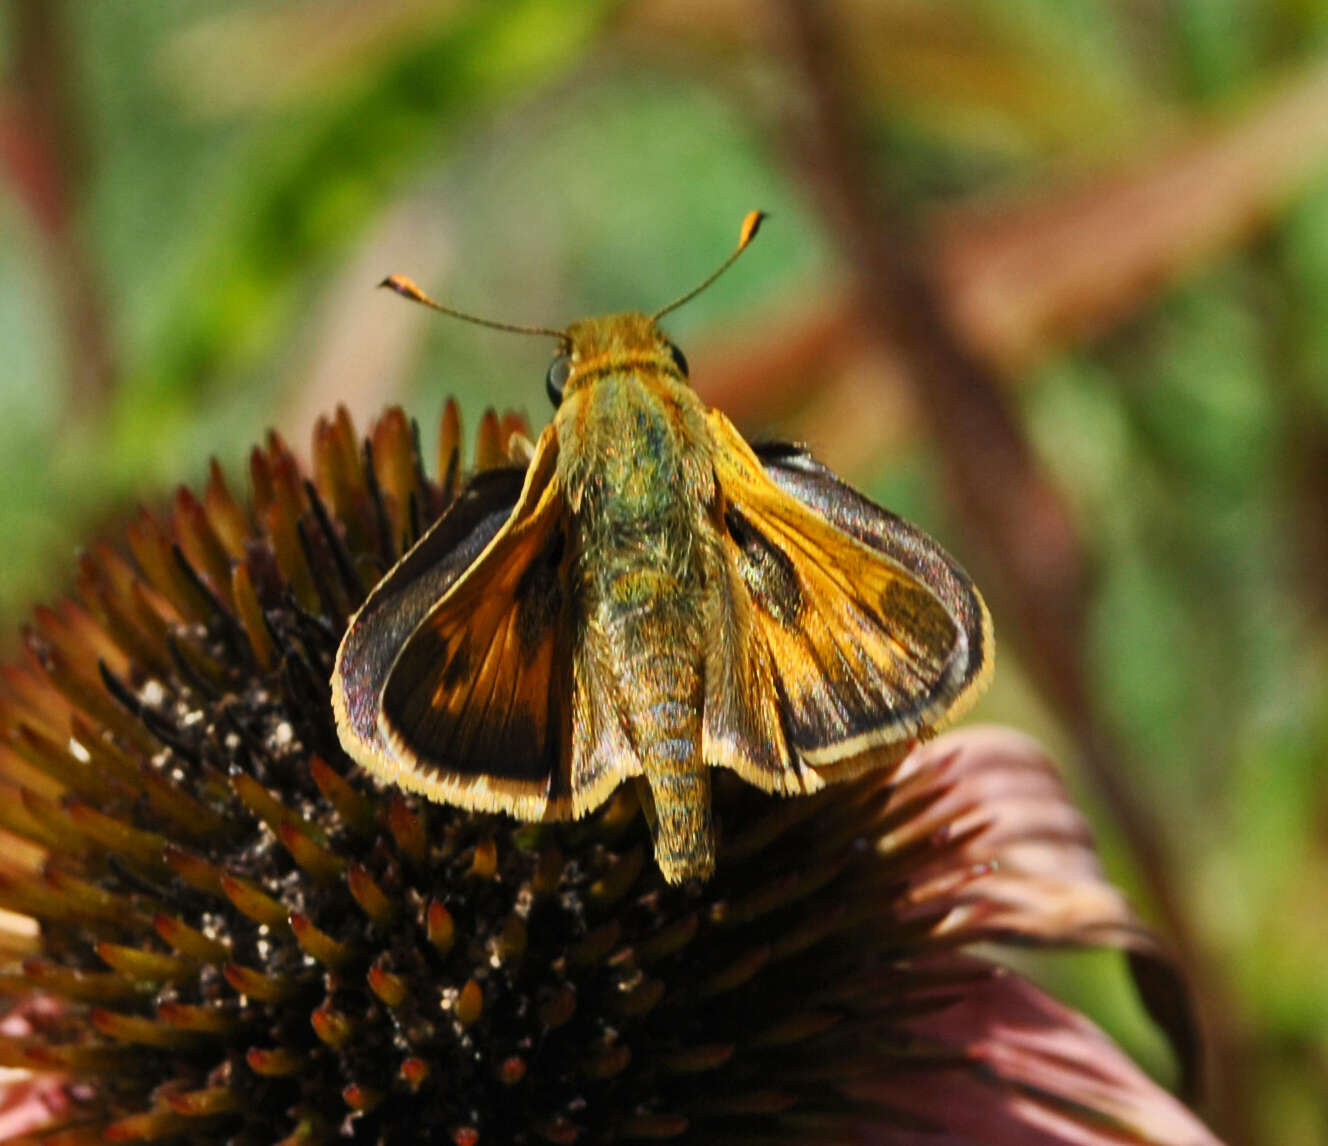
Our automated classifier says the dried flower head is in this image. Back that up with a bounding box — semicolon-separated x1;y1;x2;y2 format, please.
0;404;1218;1145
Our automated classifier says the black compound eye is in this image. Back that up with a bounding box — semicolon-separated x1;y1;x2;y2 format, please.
546;354;572;406
667;342;689;378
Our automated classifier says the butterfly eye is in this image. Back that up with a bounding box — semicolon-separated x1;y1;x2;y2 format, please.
546;354;572;406
667;342;689;378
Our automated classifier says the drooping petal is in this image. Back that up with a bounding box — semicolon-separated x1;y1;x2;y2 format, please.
872;727;1198;1089
847;956;1219;1146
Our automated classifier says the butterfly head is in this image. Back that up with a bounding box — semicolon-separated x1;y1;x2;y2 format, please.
544;314;689;407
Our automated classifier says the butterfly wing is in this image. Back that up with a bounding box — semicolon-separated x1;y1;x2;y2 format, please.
704;412;993;792
357;427;573;818
565;625;643;818
754;439;992;719
362;428;644;820
332;464;525;770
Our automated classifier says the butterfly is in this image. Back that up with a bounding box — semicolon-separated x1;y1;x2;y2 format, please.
331;212;992;884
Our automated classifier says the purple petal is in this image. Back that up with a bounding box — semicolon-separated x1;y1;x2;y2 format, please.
845;956;1220;1146
873;727;1198;1088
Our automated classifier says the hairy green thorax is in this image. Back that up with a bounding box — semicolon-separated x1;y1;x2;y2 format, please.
549;312;719;663
556;314;712;523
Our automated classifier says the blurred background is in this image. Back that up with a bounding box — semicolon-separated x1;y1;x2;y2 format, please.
0;2;1325;1141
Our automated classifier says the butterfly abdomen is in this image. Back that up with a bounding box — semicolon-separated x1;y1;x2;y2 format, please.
584;548;712;883
615;604;713;884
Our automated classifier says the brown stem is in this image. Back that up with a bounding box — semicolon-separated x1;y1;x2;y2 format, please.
770;1;1249;1138
934;57;1328;374
2;0;116;420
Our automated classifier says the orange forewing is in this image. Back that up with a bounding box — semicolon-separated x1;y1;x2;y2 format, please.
378;428;569;818
359;428;647;821
703;410;991;791
331;466;524;779
334;430;569;818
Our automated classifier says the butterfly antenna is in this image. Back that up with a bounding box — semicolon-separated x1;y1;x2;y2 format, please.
379;275;566;340
652;209;767;321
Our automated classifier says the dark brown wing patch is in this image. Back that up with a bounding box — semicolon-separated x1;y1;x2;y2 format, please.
723;505;802;626
379;524;568;789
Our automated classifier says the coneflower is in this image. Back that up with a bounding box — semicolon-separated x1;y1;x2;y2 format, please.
0;403;1218;1146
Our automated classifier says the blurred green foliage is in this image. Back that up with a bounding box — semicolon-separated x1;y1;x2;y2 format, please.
1;2;1326;1142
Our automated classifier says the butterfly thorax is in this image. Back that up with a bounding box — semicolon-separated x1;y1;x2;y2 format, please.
555;316;718;603
554;323;722;882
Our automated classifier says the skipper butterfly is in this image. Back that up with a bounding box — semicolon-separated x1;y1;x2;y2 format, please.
332;213;992;883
